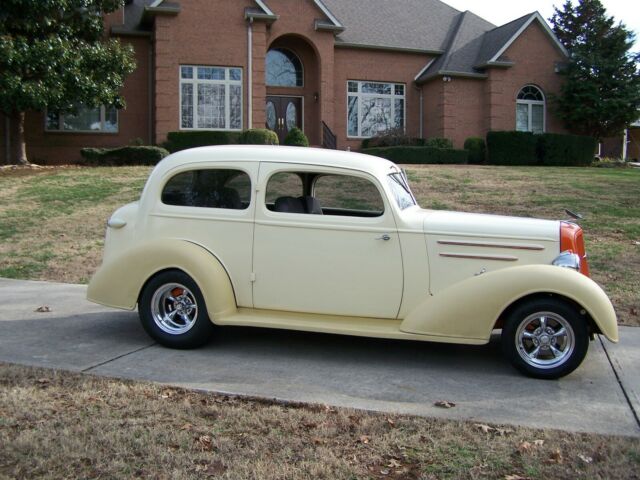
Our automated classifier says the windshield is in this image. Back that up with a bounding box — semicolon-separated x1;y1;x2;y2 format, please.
387;172;417;210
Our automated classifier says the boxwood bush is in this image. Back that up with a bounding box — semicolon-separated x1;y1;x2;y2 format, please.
238;128;279;145
362;146;468;164
163;131;241;153
537;133;596;166
423;137;454;149
283;127;309;147
80;146;169;166
464;137;486;164
486;131;538;165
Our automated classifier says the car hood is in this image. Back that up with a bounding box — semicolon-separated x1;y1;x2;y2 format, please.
418;209;560;242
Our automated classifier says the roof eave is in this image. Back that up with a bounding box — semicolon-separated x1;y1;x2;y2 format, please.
473;61;514;69
315;19;345;33
141;4;180;24
416;70;488;84
334;42;443;56
245;10;279;23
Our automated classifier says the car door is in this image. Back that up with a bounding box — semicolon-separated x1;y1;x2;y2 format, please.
252;163;403;319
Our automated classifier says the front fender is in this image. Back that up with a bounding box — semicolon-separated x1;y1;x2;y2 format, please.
400;265;618;343
87;239;237;319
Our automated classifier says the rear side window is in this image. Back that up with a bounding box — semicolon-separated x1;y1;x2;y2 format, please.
162;169;251;209
313;174;384;217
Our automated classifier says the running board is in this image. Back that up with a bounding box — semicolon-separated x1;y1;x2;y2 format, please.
215;308;487;345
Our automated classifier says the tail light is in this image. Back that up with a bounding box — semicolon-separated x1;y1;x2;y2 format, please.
559;222;590;277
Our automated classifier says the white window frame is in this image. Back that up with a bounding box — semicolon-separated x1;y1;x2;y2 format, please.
346;80;406;139
179;65;243;131
45;105;118;133
516;84;546;134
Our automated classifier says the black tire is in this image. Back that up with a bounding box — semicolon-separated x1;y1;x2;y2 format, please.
501;297;589;379
139;270;214;349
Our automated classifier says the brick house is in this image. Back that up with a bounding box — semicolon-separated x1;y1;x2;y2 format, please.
1;0;571;164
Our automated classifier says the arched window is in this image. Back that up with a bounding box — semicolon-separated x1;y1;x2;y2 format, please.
516;85;545;133
266;48;303;87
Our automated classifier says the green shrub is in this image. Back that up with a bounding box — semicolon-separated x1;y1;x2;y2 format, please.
163;131;241;153
362;146;468;164
424;137;454;149
363;128;420;148
537;133;596;166
486;131;538;165
238;128;279;145
283;127;309;147
464;137;486;164
79;146;169;166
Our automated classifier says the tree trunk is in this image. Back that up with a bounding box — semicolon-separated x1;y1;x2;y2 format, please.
12;111;29;165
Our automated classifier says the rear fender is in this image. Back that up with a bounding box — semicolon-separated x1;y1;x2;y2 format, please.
400;265;618;343
87;239;237;320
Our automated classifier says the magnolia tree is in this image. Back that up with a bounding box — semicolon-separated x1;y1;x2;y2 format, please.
0;0;136;164
550;0;640;139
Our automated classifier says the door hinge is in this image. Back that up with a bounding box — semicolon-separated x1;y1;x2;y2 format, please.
250;272;256;282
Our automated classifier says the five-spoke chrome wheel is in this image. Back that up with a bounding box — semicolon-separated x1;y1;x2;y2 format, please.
151;283;199;335
502;298;589;379
139;270;214;349
515;312;575;369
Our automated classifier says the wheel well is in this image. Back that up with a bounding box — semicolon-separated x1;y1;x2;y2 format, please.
137;268;190;307
493;292;601;335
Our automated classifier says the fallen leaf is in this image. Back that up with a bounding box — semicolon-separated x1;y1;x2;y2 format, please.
380;468;390;476
475;423;495;434
533;439;544;446
434;400;456;408
517;441;533;454
633;241;640;245
180;423;193;431
37;378;50;386
387;459;402;468
578;453;593;464
386;418;396;427
197;435;213;451
496;427;514;436
505;475;530;480
545;449;563;464
359;435;370;444
35;306;51;313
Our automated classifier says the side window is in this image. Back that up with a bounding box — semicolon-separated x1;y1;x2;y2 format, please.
162;169;250;210
314;174;384;217
265;172;304;204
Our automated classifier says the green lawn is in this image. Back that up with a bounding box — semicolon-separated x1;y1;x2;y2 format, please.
0;164;638;325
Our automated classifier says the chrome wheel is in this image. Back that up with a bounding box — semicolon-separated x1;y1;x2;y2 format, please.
150;283;199;335
515;311;575;369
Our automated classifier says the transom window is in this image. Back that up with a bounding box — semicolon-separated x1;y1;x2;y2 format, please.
347;81;405;138
161;169;251;210
516;85;545;134
180;65;242;131
266;48;303;87
46;105;117;133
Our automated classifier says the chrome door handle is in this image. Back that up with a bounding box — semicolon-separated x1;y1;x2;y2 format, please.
376;234;391;241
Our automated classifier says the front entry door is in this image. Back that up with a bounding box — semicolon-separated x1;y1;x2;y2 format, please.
266;96;302;144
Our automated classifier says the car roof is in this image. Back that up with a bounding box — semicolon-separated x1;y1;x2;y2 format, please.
156;145;401;178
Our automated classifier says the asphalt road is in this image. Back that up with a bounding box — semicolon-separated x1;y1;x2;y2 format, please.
1;277;638;437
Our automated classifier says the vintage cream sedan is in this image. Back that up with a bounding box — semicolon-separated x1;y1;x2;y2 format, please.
87;146;618;379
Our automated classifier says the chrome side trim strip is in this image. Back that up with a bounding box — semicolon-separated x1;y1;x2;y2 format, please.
439;252;519;262
437;240;545;251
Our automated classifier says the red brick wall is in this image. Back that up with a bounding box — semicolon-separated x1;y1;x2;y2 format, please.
485;21;566;135
153;1;255;143
333;48;431;150
19;36;151;165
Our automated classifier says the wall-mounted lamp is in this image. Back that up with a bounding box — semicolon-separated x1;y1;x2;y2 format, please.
442;76;452;82
314;92;319;102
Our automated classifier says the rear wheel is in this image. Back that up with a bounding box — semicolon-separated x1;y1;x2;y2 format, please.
501;298;589;379
139;270;214;348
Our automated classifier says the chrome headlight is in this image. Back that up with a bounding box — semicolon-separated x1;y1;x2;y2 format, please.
552;251;581;271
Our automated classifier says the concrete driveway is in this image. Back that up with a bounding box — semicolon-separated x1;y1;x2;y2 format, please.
1;277;638;437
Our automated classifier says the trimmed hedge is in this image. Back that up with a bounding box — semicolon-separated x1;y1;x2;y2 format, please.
487;131;596;166
163;131;241;153
79;146;169;166
423;137;454;149
486;131;538;165
283;127;309;147
464;137;486;164
362;146;468;164
537;133;597;166
238;128;279;145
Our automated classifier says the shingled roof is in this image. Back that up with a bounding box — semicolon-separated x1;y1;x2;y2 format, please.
115;0;567;82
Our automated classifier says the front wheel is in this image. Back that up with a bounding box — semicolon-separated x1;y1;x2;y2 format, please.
139;270;214;349
501;297;589;379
